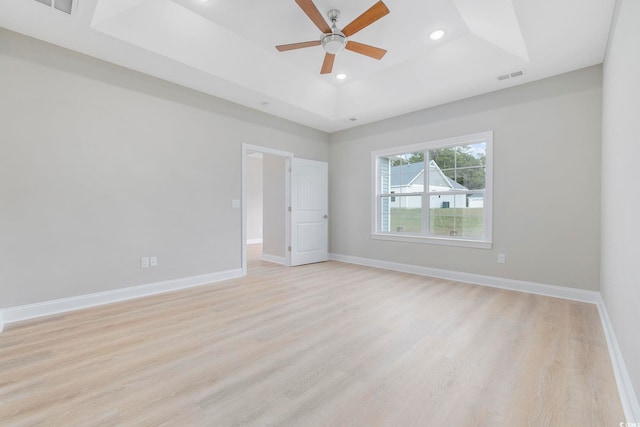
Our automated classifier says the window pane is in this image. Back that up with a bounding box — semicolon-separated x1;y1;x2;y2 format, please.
429;194;484;239
429;148;455;170
429;143;486;192
464;143;486;166
429;162;459;191
380;157;391;195
382;152;424;194
447;166;485;190
381;196;422;233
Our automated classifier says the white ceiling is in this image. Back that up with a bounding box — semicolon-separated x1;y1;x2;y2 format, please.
0;0;615;132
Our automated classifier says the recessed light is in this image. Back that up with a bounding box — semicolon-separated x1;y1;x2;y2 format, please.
336;73;347;80
429;29;446;41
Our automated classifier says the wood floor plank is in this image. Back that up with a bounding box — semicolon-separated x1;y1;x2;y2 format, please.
0;246;625;426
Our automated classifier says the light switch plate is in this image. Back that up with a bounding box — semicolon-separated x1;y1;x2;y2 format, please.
150;256;158;267
141;257;150;269
232;199;240;208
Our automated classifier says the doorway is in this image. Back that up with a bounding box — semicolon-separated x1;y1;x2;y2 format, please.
242;144;293;273
245;152;264;263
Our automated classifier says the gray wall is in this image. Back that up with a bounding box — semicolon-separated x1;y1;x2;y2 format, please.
246;156;263;242
262;154;286;259
0;29;328;308
602;0;640;410
329;66;603;291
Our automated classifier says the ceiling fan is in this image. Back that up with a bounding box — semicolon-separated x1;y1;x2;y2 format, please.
276;0;390;75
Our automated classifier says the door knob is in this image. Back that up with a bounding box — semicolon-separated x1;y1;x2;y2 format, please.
323;215;329;219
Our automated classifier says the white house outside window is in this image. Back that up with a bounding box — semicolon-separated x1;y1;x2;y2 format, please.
372;131;493;249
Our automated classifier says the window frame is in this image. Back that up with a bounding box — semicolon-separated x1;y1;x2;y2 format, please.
371;131;493;249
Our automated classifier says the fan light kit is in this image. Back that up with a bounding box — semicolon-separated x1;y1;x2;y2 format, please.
321;9;347;54
276;0;390;75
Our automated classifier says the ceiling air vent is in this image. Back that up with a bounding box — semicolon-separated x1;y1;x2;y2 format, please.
34;0;73;15
497;70;526;82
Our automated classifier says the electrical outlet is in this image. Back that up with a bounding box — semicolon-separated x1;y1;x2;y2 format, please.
141;257;150;269
150;256;158;267
497;253;506;264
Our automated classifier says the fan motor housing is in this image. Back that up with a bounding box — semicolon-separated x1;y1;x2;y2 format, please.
321;33;346;54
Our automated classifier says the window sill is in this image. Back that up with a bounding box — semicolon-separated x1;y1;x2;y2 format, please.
371;233;492;249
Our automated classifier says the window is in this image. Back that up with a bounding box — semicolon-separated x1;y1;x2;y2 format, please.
372;131;492;248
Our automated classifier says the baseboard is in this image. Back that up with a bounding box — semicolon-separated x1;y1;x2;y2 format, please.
247;238;263;245
596;296;640;422
261;253;287;266
329;252;639;422
0;268;245;330
329;253;599;303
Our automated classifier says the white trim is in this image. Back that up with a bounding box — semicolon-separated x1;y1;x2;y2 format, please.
261;253;287;266
247;238;263;245
371;233;492;249
596;295;640;422
0;269;244;327
0;311;4;332
603;0;623;64
243;144;294;159
329;252;640;420
483;132;494;243
284;157;292;267
242;145;248;274
329;253;599;303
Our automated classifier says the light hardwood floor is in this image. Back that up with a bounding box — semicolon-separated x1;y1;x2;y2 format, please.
0;245;624;426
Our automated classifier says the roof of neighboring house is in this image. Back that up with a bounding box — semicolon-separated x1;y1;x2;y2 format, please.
390;161;468;190
390;162;424;186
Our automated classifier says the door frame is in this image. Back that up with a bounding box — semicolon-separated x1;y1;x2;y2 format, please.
241;143;293;274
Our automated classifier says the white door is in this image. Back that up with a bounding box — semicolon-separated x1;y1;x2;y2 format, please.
290;158;328;266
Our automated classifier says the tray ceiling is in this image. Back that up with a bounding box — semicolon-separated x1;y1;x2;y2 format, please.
0;0;615;132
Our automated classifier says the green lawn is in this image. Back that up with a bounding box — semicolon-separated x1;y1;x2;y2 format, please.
389;208;484;238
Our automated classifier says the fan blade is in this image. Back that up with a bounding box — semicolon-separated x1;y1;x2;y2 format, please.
295;0;331;34
342;1;390;37
345;41;387;60
320;53;335;74
276;40;321;52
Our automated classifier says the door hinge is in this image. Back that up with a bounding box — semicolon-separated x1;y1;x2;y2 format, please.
288;246;292;252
